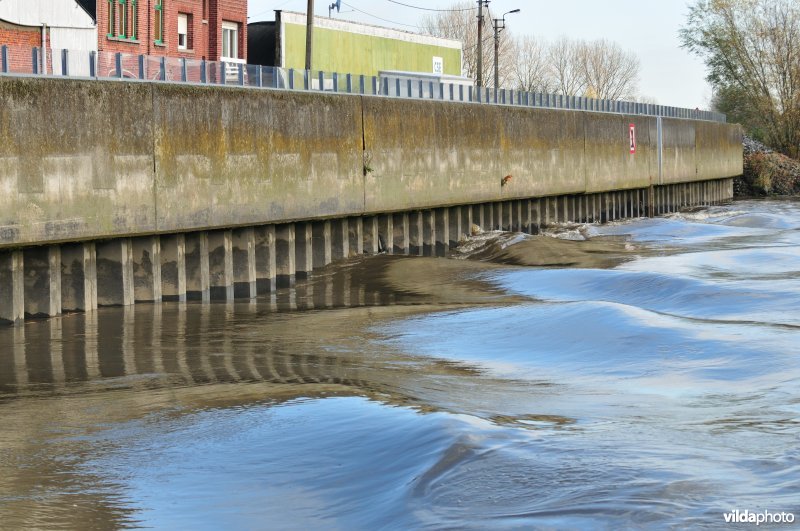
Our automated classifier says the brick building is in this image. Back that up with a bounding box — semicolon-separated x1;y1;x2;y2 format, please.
96;0;247;62
0;1;96;74
1;0;247;76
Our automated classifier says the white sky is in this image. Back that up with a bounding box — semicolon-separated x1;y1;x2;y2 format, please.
247;0;712;109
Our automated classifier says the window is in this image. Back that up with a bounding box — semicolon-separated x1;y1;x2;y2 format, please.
154;0;164;44
107;0;115;37
130;0;137;39
177;14;188;50
221;21;239;59
118;0;127;38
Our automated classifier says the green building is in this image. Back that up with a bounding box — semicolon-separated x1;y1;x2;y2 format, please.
248;11;463;78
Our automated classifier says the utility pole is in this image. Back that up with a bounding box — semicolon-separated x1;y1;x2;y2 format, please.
476;1;488;87
305;0;314;71
493;19;500;89
493;9;520;90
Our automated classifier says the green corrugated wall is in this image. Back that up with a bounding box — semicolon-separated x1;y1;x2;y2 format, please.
282;22;462;77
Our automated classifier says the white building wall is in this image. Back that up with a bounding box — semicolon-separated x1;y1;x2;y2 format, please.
0;0;95;29
0;0;97;75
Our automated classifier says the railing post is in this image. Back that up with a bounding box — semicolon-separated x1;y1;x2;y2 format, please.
238;63;244;86
439;82;444;100
114;52;122;78
200;60;207;83
288;68;294;89
32;47;40;75
459;84;464;101
160;56;166;81
138;54;145;79
181;58;187;82
371;76;378;95
257;66;263;88
61;49;69;76
220;61;226;85
333;72;338;92
359;74;365;94
429;81;434;99
468;86;473;102
383;77;389;96
346;73;352;93
273;67;280;88
418;79;423;99
407;79;412;98
449;83;454;101
396;77;400;97
0;45;7;73
89;51;96;77
304;69;309;90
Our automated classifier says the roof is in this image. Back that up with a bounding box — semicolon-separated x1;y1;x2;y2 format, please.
276;11;462;51
75;0;96;22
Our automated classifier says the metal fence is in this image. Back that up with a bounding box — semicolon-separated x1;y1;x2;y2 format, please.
0;45;727;123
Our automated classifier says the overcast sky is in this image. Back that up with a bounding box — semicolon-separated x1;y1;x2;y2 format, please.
247;0;712;109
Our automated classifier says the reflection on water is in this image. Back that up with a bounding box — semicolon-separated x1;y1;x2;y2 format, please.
1;199;799;529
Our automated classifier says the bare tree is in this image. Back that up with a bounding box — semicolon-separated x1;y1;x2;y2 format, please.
579;39;640;100
420;3;642;99
682;0;800;156
420;1;514;87
510;35;554;93
547;36;587;96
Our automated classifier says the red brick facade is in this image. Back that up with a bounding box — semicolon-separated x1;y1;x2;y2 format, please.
96;0;246;61
0;20;49;73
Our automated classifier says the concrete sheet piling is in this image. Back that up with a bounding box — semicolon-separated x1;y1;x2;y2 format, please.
184;232;210;302
208;230;234;301
96;239;134;307
232;227;257;299
61;242;98;312
160;234;187;302
0;250;23;323
132;237;162;303
254;225;277;294
276;224;296;288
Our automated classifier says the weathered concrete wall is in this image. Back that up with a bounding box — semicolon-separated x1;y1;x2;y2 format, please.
0;78;155;247
152;84;365;231
363;100;586;211
0;77;743;249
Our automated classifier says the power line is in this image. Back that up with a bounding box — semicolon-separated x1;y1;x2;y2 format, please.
386;0;476;11
341;1;422;29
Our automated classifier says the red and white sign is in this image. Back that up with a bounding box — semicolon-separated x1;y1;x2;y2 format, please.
629;123;637;154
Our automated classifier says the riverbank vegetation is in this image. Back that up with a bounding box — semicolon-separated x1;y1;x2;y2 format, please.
681;0;800;195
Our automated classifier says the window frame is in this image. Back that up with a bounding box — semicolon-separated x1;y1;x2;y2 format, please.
154;0;164;45
221;21;239;59
130;0;137;40
117;0;127;38
177;13;188;50
107;0;115;37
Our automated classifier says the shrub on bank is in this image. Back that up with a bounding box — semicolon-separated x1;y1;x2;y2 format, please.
736;136;800;197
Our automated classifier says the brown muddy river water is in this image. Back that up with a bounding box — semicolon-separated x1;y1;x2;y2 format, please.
1;199;799;529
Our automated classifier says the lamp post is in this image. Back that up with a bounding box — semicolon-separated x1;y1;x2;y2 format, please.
493;9;520;89
476;0;489;87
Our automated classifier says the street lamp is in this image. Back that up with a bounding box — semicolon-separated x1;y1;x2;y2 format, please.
476;1;490;88
493;9;520;89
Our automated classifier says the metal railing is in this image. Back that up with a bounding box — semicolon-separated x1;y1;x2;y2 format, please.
0;45;727;123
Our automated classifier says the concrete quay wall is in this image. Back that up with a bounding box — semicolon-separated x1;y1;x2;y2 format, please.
0;76;742;249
